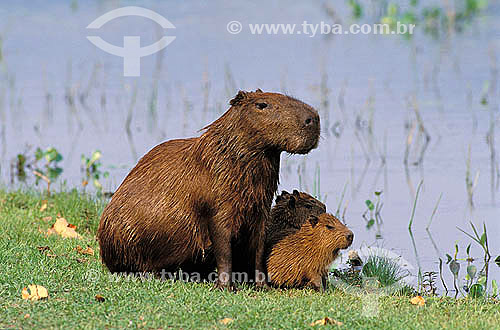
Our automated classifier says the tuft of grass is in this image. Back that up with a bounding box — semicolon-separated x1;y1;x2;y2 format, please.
0;190;499;328
362;255;410;288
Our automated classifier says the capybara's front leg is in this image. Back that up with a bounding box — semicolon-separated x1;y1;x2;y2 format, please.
208;221;233;290
254;221;269;289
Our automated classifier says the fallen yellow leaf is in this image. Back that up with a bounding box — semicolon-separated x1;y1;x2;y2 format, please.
76;245;94;256
21;285;48;301
39;200;48;212
219;318;234;325
310;317;343;326
410;295;426;306
47;217;81;239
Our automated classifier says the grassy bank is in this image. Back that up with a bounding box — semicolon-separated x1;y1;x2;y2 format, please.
0;190;499;329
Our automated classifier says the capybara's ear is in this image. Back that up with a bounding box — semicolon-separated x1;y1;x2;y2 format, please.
281;190;290;196
276;195;283;203
255;88;263;93
308;215;319;227
292;189;300;197
288;195;296;209
229;90;249;106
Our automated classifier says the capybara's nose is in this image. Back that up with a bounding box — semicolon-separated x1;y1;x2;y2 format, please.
346;232;354;244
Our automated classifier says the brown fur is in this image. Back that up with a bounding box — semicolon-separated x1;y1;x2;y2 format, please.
266;213;353;291
97;89;320;289
264;190;326;261
232;189;326;282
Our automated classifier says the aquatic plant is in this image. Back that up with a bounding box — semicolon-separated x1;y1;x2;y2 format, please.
81;150;109;192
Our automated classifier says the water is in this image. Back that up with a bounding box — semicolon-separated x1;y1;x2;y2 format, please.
0;0;498;293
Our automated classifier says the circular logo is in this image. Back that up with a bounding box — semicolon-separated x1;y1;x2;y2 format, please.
227;21;243;34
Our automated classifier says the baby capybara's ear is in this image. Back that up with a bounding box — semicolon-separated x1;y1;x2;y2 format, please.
288;195;296;209
308;215;319;227
255;88;263;93
229;90;249;106
292;189;300;197
281;190;290;196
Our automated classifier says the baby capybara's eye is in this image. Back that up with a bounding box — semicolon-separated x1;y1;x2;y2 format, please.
326;225;334;230
256;102;268;109
305;204;312;209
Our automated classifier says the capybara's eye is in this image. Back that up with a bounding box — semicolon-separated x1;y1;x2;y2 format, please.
256;102;268;109
305;204;312;209
326;225;334;230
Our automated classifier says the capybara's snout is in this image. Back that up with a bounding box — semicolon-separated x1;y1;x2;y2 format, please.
341;230;354;249
294;107;320;154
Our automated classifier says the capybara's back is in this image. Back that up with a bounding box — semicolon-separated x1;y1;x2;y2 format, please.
266;213;353;291
97;90;320;288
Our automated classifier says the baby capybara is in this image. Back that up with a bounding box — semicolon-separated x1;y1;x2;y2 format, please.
97;89;320;289
266;213;353;291
233;189;326;282
264;190;326;260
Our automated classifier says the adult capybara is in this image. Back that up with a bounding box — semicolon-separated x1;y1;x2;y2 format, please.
266;213;353;291
97;89;320;289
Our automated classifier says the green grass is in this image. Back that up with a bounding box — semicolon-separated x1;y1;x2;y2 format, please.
0;189;499;329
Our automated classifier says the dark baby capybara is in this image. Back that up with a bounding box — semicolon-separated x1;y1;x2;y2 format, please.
264;190;326;261
233;189;326;282
266;213;353;292
97;89;320;289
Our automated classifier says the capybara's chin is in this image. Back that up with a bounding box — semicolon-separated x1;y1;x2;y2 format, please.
287;133;320;154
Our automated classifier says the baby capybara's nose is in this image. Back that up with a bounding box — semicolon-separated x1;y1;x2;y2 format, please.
346;231;354;244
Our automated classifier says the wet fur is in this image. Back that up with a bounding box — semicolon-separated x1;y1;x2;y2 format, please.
266;213;353;291
97;90;320;288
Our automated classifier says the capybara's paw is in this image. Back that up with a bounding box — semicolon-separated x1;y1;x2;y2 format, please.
212;281;238;292
254;281;271;291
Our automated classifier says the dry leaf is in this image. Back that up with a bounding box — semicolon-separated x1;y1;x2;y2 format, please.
47;217;81;239
39;200;48;212
76;245;94;256
37;246;57;257
24;314;30;319
219;318;234;325
310;317;343;326
21;285;48;301
95;294;105;302
410;295;426;306
42;216;52;222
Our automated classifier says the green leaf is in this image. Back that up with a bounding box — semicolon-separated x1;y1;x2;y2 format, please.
477;276;487;286
365;200;375;211
366;219;375;229
449;260;460;277
374;191;382;196
445;254;452;264
467;265;477;279
47;167;63;180
492;280;498;297
495;255;500;267
93;179;102;190
469;284;484;298
466;243;471;255
35;148;44;160
480;233;486;246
